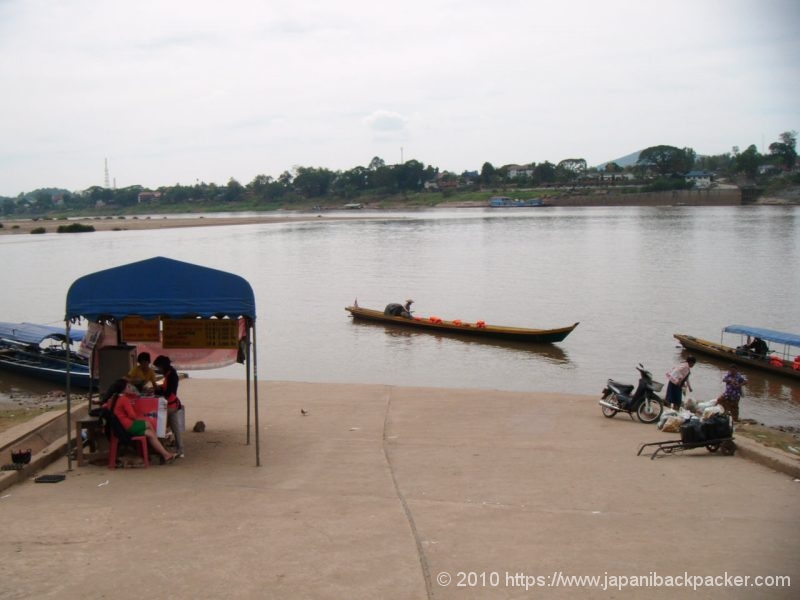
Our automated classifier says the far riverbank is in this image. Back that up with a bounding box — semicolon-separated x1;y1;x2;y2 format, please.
2;185;799;236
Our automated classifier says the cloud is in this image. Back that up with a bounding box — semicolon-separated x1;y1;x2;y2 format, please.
0;0;798;194
363;110;409;133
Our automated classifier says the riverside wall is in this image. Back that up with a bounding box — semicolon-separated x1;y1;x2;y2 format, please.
547;188;741;207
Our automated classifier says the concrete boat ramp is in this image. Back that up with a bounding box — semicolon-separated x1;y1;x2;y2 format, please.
0;380;798;599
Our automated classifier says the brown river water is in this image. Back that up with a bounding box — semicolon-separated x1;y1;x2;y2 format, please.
1;206;798;426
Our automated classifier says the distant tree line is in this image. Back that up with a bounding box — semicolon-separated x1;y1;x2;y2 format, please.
2;131;796;216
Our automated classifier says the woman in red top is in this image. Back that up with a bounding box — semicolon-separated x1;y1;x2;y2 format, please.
111;383;176;463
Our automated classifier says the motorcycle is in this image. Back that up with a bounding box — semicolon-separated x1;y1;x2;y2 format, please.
599;363;664;423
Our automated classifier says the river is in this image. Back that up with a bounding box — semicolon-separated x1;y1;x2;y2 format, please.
1;205;798;426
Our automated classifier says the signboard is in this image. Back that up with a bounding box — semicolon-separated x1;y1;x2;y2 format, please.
162;319;239;349
121;317;161;342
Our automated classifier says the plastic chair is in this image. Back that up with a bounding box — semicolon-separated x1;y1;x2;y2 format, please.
108;432;149;470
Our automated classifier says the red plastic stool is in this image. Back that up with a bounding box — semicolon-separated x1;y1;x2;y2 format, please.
108;433;149;469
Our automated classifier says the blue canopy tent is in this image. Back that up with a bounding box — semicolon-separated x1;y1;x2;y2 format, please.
64;256;261;468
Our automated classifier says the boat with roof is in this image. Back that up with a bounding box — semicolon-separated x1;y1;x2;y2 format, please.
674;325;800;380
0;322;96;388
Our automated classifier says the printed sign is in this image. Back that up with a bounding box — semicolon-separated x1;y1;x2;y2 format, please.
121;317;161;342
162;319;239;349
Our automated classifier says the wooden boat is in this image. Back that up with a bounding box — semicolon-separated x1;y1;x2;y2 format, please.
0;322;96;388
345;306;578;343
674;325;800;381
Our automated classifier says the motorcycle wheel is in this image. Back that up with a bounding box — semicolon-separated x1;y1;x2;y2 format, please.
636;398;663;423
601;395;619;418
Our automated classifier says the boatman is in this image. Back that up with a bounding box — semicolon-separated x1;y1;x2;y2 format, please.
383;299;414;318
743;336;769;357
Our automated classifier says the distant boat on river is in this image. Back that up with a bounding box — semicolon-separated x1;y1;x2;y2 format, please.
488;196;546;208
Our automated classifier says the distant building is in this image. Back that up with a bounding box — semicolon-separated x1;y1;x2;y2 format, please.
758;164;781;176
424;171;458;190
137;191;162;203
597;172;635;182
684;170;713;188
507;164;534;178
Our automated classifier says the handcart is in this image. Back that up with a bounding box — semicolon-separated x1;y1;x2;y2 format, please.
637;436;736;460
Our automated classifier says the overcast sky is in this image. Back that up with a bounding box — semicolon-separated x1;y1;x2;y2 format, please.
0;0;797;196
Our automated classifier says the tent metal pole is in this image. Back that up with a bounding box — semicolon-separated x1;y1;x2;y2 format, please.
65;321;73;472
245;324;251;445
252;320;260;467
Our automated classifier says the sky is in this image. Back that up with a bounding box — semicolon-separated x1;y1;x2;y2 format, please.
0;0;798;196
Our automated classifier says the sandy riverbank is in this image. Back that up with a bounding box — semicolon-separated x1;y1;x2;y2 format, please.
0;213;354;236
1;192;797;236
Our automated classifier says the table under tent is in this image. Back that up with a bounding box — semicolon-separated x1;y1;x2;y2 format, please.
63;256;260;469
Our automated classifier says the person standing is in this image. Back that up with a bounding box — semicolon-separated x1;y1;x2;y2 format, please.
665;356;696;410
154;355;185;458
717;364;747;421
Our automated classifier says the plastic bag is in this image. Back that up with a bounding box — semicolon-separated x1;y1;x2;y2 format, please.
702;414;732;440
702;404;725;421
696;398;718;413
680;417;705;444
658;409;678;429
661;416;684;433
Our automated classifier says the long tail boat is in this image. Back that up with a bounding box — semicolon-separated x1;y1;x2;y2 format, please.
674;325;800;381
345;305;578;344
0;322;96;388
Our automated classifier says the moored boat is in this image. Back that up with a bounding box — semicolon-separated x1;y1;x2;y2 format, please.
0;322;95;388
488;196;546;208
674;325;800;381
346;305;578;343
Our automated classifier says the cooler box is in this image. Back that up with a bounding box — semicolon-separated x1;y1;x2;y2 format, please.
132;396;166;437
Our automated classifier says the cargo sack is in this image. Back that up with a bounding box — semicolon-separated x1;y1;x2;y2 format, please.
657;409;678;430
702;404;725;421
701;414;732;441
680;419;705;444
661;416;684;433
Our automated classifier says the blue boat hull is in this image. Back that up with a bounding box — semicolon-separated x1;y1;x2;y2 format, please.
0;349;96;389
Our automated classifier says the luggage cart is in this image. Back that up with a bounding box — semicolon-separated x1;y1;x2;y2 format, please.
637;437;736;460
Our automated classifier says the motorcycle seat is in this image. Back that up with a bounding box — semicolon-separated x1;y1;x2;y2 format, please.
607;380;634;394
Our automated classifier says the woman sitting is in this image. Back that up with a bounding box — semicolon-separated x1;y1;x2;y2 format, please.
105;379;176;464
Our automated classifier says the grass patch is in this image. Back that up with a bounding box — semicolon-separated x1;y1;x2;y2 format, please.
737;422;800;456
56;223;95;233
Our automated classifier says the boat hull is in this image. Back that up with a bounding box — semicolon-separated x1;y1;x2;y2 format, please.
346;306;578;343
0;348;95;389
673;334;800;381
